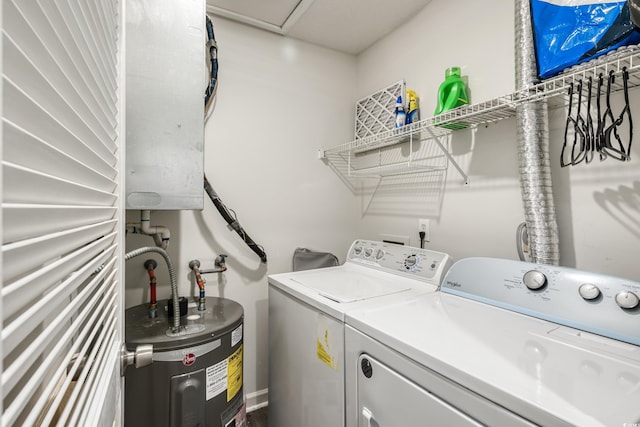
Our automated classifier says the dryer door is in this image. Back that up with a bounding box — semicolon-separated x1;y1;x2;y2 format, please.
357;354;481;427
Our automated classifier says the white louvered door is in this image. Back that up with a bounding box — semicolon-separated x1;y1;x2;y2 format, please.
2;0;124;425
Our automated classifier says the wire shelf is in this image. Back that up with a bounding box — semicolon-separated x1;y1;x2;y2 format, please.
320;45;640;186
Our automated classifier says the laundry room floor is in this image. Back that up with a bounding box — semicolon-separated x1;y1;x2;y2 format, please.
246;406;268;427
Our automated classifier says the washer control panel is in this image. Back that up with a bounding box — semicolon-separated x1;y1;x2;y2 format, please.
441;257;640;346
347;240;453;285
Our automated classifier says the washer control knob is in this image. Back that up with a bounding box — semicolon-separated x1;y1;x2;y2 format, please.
615;291;640;310
364;247;374;258
578;283;601;301
375;249;385;261
353;245;363;256
523;270;547;291
404;255;419;270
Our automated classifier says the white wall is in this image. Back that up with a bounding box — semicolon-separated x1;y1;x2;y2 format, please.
355;0;640;279
124;17;358;403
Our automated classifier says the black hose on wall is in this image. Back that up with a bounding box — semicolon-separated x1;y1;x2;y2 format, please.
202;17;267;264
204;175;268;263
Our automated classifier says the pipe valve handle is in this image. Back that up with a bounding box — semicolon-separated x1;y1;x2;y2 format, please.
215;254;228;267
143;259;158;270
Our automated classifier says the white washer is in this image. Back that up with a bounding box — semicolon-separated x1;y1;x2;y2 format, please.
268;240;453;427
346;257;640;427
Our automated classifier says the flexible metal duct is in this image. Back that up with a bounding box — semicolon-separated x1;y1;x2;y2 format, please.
515;0;560;264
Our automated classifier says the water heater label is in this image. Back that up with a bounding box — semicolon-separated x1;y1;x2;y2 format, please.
205;345;244;402
232;325;243;347
227;345;243;402
206;359;228;400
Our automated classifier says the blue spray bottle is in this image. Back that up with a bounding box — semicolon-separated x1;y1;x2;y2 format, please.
395;96;406;128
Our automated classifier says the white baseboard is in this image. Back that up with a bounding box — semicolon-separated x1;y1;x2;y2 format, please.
246;388;268;412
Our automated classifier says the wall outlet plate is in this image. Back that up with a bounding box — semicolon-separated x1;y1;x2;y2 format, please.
419;219;430;242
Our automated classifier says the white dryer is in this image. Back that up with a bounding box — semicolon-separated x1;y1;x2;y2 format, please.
268;240;453;427
346;257;640;427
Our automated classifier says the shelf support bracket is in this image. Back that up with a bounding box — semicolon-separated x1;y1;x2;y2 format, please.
361;176;383;215
426;128;470;185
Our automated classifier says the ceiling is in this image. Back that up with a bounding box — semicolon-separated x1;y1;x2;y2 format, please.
206;0;432;55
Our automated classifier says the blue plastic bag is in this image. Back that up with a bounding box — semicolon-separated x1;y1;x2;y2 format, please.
531;0;640;79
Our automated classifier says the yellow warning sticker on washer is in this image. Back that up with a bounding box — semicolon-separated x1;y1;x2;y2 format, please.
316;317;338;370
227;345;243;402
317;337;336;369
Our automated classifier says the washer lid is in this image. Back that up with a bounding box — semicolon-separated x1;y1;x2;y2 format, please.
291;268;412;302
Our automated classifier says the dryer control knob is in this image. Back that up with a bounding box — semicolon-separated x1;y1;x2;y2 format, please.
578;283;601;300
523;270;547;291
353;245;364;256
364;248;374;258
615;290;640;310
374;249;385;261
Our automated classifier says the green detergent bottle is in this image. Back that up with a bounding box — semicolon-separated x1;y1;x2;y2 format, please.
434;67;469;129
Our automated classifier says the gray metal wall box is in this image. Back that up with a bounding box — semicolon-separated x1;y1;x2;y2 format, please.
125;0;205;210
